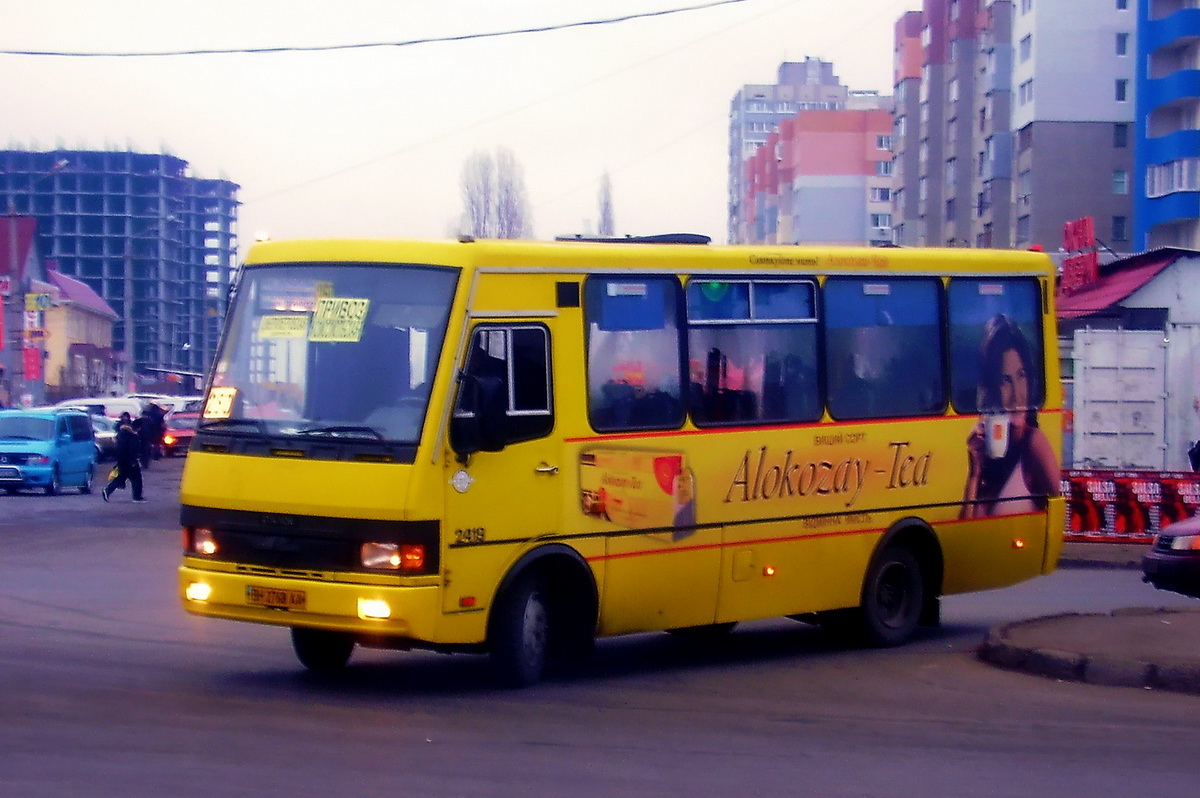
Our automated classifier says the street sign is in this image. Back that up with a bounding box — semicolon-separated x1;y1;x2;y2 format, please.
25;293;50;311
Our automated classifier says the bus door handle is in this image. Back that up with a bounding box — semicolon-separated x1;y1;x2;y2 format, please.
534;463;559;475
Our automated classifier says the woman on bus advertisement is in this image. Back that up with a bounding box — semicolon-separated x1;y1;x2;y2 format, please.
960;312;1060;518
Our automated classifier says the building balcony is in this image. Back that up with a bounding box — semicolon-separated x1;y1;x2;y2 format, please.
1142;189;1200;231
1143;128;1200;164
1145;8;1200;54
1144;69;1200;113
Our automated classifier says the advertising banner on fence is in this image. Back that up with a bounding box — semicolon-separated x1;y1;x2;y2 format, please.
1064;469;1200;543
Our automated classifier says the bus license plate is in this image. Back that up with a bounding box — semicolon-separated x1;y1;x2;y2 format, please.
246;585;306;610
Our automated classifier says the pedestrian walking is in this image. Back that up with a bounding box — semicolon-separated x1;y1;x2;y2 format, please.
103;413;145;502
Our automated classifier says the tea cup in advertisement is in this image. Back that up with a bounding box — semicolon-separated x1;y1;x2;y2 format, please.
983;412;1010;459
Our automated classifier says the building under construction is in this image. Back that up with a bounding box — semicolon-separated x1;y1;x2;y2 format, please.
0;149;239;390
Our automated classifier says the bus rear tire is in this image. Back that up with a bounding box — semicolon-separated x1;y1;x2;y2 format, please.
490;576;549;688
291;627;355;674
858;545;924;647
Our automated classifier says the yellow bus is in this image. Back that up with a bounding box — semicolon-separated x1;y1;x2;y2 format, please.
179;235;1064;685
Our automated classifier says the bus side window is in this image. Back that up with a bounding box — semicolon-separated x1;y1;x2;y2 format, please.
824;278;945;420
584;276;685;432
686;279;820;427
947;278;1044;415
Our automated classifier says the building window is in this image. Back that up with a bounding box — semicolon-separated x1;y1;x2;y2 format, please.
1016;214;1031;243
1113;170;1130;194
870;187;892;202
1019;80;1034;105
1114;123;1129;148
1112;216;1128;242
1116;32;1129;56
1021;0;1032;13
919;177;928;201
1018;124;1033;151
895;116;906;137
1116;79;1129;102
946;158;957;187
1146;158;1200;197
1116;0;1128;9
875;160;894;177
945;198;956;220
876;135;893;151
870;213;893;228
1019;35;1032;62
948;78;959;103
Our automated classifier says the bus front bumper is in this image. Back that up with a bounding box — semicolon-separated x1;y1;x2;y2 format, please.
178;563;448;642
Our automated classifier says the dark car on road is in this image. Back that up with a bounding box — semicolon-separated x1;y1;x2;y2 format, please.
92;415;118;461
1142;514;1200;600
161;412;199;457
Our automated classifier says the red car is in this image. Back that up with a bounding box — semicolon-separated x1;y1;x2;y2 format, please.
161;412;199;457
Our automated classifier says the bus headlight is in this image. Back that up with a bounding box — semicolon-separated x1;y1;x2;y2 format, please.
361;542;427;572
357;598;392;619
185;582;212;602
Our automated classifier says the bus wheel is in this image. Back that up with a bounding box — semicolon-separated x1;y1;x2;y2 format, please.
290;627;355;674
490;576;549;688
859;545;924;647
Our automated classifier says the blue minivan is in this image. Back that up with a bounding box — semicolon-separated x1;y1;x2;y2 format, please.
0;408;97;495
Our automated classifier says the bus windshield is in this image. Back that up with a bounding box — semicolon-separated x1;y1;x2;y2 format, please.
204;262;458;443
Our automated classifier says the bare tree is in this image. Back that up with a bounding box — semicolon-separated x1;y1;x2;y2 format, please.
460;147;532;239
598;171;615;237
460;151;495;238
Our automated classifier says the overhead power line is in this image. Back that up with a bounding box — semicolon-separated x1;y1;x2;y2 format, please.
0;0;752;58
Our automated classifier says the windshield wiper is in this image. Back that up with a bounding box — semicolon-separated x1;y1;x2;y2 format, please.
197;418;269;434
294;425;383;440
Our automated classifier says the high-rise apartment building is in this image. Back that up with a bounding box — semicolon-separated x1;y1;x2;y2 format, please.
1010;0;1136;250
891;0;982;247
892;11;924;246
1137;0;1200;250
741;108;895;245
892;0;1135;251
0;150;238;387
728;59;850;244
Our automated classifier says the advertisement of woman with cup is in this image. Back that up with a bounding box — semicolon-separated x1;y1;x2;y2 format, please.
960;314;1060;518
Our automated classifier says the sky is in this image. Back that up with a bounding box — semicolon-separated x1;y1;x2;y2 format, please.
2;0;915;252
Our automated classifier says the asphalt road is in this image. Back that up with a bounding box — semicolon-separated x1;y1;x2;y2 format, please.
2;457;1199;797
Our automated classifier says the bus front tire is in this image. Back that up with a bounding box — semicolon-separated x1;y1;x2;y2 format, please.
490;576;549;688
291;627;355;674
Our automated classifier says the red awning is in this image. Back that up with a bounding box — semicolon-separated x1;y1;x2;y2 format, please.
1056;254;1177;320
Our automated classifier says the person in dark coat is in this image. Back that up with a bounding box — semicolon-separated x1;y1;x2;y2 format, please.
103;414;144;502
139;403;166;469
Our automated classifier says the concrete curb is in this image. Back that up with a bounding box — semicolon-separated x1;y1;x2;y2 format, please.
979;607;1200;695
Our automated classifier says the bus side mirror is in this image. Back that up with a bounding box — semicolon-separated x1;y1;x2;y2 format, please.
450;374;509;461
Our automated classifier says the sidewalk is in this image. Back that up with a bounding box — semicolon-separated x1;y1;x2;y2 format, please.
977;541;1200;695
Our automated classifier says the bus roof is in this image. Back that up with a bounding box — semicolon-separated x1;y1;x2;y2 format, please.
242;238;1056;278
